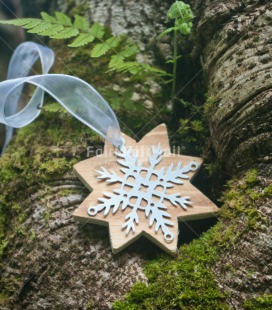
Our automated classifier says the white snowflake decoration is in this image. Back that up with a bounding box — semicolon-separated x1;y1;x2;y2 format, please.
88;144;198;242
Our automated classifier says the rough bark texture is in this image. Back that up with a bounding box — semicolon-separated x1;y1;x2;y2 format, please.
0;0;271;309
189;0;272;307
191;0;272;173
1;175;147;309
212;169;272;309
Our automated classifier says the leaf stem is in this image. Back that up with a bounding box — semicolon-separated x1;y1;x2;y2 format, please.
171;24;178;99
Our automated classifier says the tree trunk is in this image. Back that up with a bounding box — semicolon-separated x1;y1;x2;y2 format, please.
0;0;271;309
189;0;272;307
191;0;272;173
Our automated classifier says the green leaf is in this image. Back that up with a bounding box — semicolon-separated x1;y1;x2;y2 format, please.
176;21;192;34
68;33;95;47
41;12;56;23
22;19;42;29
0;18;34;26
39;24;64;36
119;45;138;58
163;78;174;84
167;1;191;19
55;12;72;26
74;15;89;31
50;27;79;39
160;27;175;37
101;88;121;110
116;62;170;77
114;62;140;74
89;22;104;39
109;55;124;68
90;37;120;58
44;102;67;114
191;120;204;132
166;56;181;64
28;21;52;34
91;42;111;58
105;37;120;48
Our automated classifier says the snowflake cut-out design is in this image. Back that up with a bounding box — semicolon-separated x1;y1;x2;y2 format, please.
88;144;198;241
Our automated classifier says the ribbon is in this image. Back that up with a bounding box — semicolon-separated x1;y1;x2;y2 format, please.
0;42;123;153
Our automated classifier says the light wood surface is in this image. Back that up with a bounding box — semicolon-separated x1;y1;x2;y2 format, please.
73;124;219;255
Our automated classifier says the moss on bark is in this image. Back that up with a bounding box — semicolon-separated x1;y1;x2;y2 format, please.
113;169;271;309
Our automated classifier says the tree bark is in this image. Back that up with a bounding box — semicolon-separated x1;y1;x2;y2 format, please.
189;0;272;307
0;0;271;309
190;0;272;173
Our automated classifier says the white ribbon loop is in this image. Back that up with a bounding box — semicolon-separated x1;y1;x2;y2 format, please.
1;42;54;151
0;42;123;153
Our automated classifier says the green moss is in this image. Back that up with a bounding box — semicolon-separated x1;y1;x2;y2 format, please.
263;184;272;197
0;36;121;268
0;109;92;301
86;300;95;309
0;239;8;260
0;292;9;305
220;169;267;231
43;209;51;228
204;94;216;116
29;230;37;243
244;294;272;309
243;169;259;187
0;275;22;303
0;112;94;257
40;157;74;175
173;99;209;156
113;169;268;309
114;227;229;309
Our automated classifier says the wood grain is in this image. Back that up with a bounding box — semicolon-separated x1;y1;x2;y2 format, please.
73;124;219;255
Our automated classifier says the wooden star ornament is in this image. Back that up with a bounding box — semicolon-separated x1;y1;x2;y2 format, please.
73;124;219;255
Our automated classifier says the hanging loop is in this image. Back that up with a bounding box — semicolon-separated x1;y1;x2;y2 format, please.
0;42;123;153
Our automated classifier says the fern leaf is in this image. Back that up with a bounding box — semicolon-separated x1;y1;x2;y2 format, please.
142;64;171;76
41;12;56;23
114;62;170;77
89;22;104;39
55;12;72;26
0;18;35;27
21;19;42;29
50;27;79;39
68;33;95;47
27;21;52;34
115;62;140;74
109;55;124;68
39;24;64;36
119;45;138;58
91;37;120;58
74;15;89;31
127;63;141;75
105;37;120;48
91;42;111;58
167;1;189;19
